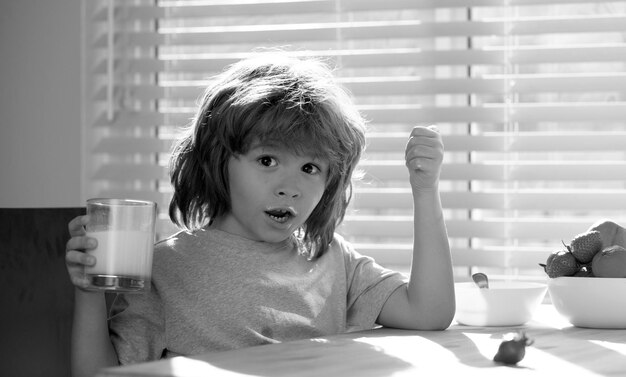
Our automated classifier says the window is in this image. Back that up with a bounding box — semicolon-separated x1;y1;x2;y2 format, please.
83;0;626;280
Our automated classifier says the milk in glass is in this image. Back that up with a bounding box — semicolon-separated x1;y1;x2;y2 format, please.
84;198;156;292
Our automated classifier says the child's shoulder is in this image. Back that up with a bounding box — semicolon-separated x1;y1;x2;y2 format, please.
327;232;374;261
154;227;237;254
155;229;189;246
326;232;358;257
330;232;354;249
153;228;199;254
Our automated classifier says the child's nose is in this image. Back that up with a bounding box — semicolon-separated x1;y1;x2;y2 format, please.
276;188;300;198
275;176;301;198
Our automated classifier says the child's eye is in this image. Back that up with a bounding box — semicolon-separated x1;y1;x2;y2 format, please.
258;156;277;167
302;163;321;175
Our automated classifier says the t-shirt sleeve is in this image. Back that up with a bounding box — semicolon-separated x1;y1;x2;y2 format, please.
340;237;408;331
108;282;166;365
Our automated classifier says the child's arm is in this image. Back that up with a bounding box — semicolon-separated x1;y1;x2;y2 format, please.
71;291;119;377
66;215;119;377
377;125;456;330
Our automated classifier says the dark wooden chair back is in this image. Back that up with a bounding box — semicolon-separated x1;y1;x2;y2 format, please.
0;207;85;377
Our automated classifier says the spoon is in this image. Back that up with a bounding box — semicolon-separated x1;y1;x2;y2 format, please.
472;272;489;289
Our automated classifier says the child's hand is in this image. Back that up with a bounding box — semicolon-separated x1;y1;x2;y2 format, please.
405;125;444;191
65;215;98;291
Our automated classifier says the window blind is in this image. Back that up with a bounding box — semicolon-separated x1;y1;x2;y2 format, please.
83;0;626;279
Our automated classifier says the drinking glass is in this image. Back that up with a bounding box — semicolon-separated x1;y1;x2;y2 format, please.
84;198;156;292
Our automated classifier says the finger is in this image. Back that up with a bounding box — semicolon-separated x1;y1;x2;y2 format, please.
407;155;438;171
66;235;97;253
406;135;441;150
406;143;443;171
406;128;443;153
405;138;442;161
70;274;94;290
406;144;442;162
66;250;97;266
410;125;440;138
68;215;89;237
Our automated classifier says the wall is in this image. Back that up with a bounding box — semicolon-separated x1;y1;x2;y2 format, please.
0;0;83;208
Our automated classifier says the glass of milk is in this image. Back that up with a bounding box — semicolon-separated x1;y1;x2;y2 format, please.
84;198;156;293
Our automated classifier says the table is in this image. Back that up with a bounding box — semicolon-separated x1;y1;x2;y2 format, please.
97;305;626;377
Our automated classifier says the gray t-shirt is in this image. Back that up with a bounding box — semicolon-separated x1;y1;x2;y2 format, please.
109;228;407;365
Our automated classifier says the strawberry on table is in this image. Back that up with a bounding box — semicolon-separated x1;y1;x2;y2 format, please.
493;331;534;365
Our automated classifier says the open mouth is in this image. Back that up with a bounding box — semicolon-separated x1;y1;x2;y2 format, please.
265;208;296;223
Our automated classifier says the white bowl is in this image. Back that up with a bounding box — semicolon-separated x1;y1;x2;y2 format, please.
454;281;547;327
548;277;626;328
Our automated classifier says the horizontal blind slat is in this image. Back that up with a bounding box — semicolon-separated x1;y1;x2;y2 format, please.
359;246;552;269
91;132;626;155
366;133;626;152
340;218;613;239
362;162;626;181
94;137;174;154
95;102;626;127
117;1;336;20
344;0;623;10
92;44;626;74
112;73;626;101
351;190;626;211
104;0;623;21
93;164;168;181
360;103;626;123
93;161;626;183
100;16;626;47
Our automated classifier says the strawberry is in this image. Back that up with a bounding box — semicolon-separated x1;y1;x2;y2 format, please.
539;249;579;278
569;230;602;264
493;331;534;365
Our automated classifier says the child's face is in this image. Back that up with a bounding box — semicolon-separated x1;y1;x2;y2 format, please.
212;142;329;244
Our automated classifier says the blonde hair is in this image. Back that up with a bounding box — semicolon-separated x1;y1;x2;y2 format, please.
169;53;366;258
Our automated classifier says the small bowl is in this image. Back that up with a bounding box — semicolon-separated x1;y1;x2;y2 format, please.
454;281;547;327
548;276;626;328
